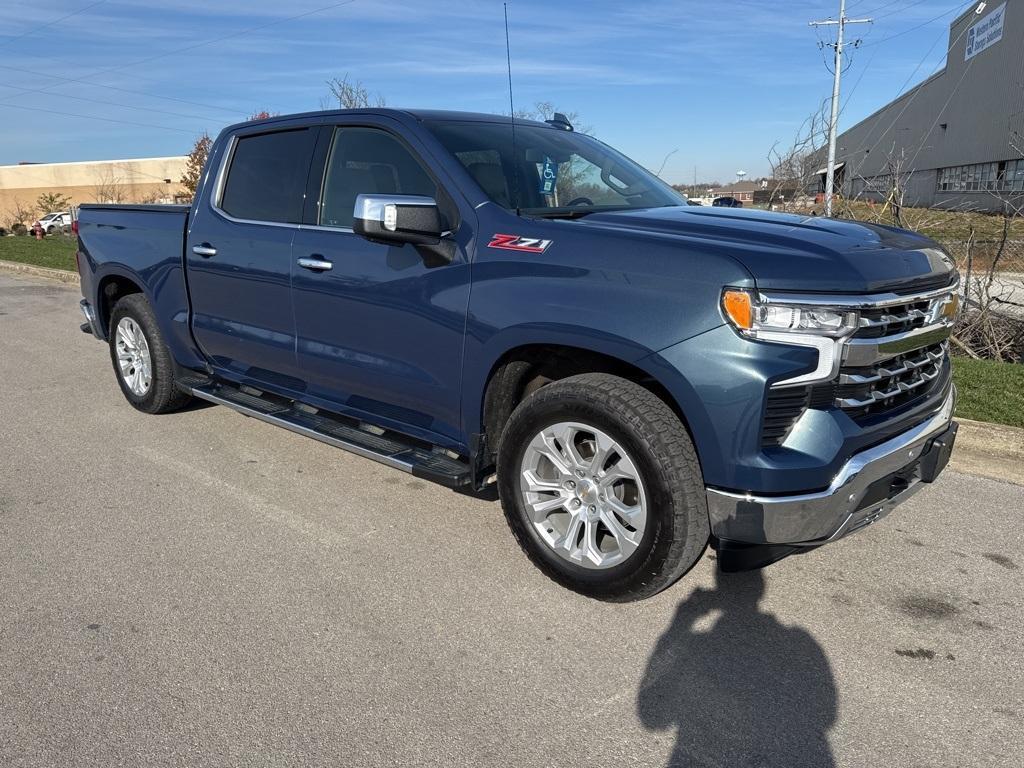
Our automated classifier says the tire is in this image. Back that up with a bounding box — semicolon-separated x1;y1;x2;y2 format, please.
497;373;709;601
108;293;192;414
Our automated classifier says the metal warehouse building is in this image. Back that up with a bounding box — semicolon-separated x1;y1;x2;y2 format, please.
832;0;1023;211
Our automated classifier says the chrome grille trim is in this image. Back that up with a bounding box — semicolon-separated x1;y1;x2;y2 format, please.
765;278;958;390
843;324;952;367
834;342;948;416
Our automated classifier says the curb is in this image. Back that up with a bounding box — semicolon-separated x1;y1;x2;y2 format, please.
0;259;79;284
949;418;1024;486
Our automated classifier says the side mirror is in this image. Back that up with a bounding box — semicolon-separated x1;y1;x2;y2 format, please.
353;194;444;246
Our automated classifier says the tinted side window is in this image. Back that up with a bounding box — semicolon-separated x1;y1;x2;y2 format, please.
220;129;315;223
320;127;437;228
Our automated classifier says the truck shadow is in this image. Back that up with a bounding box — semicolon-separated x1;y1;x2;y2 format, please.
637;568;837;768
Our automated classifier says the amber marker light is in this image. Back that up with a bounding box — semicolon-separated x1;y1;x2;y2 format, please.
721;289;754;330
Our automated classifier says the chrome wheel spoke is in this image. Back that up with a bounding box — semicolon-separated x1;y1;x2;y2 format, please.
555;513;585;556
588;431;616;476
581;517;604;566
527;494;568;521
520;420;648;570
608;495;645;530
522;469;563;494
599;508;641;558
598;453;640;487
554;423;586;469
114;317;153;396
537;430;573;476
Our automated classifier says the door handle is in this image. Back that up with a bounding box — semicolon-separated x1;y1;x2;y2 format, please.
297;257;333;272
192;243;217;258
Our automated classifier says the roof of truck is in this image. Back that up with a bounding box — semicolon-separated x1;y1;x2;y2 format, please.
230;108;552;133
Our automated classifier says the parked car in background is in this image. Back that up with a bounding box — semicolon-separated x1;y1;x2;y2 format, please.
75;108;960;601
712;196;742;208
37;211;72;233
686;199;702;206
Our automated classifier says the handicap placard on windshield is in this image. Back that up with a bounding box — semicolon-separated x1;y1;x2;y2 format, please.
539;157;558;195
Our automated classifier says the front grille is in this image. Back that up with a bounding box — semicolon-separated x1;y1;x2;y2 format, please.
854;298;934;339
834;342;948;421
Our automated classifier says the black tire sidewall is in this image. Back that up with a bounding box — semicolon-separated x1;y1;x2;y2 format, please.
108;294;183;414
498;388;692;599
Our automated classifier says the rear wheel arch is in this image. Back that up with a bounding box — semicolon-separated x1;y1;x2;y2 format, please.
96;273;145;337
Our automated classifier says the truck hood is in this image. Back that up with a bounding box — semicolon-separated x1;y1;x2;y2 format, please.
576;206;957;294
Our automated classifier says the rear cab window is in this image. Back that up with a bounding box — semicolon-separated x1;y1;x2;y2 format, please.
218;128;317;223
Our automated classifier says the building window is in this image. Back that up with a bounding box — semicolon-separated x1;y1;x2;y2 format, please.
1006;159;1024;191
937;160;1020;193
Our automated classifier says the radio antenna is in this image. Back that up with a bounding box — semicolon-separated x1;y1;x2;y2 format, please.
503;3;521;215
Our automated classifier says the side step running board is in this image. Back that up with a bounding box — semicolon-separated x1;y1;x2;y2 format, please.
186;380;472;488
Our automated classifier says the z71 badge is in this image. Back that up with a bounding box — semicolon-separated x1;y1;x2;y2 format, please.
487;234;553;253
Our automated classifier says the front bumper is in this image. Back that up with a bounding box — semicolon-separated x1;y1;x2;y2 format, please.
707;386;957;556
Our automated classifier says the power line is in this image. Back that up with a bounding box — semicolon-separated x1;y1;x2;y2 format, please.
0;63;242;114
851;3;979;163
856;0;934;22
0;0;358;110
0;82;222;123
860;0;970;46
0;1;108;49
838;3;956;126
904;55;977;172
2;102;197;134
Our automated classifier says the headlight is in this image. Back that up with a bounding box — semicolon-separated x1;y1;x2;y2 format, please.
722;289;858;339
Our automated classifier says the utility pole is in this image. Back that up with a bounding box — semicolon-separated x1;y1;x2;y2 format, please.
810;0;871;217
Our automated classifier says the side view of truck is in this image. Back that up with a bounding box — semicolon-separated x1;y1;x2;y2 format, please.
76;108;960;601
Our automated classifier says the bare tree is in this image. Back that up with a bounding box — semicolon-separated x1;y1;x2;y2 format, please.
4;200;38;230
93;165;128;204
513;101;591;135
953;206;1024;361
322;75;386;109
766;101;829;212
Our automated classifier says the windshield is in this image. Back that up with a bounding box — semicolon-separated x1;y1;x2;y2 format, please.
426;121;684;217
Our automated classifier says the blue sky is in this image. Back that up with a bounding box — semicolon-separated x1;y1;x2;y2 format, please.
0;0;979;184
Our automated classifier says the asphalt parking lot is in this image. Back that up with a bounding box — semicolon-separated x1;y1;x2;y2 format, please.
1;272;1021;768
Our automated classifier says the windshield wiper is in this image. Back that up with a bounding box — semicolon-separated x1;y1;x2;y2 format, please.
525;206;635;220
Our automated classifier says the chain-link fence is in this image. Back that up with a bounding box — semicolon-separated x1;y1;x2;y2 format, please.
942;239;1024;360
943;239;1024;274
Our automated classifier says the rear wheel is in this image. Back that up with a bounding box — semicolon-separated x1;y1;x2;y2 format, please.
497;373;709;601
108;293;192;414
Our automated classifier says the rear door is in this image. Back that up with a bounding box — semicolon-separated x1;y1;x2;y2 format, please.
186;125;317;387
288;120;473;446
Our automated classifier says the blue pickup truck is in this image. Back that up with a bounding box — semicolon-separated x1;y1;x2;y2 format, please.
76;109;959;600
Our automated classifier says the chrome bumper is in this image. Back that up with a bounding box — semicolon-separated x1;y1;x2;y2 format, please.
706;387;957;546
79;299;103;339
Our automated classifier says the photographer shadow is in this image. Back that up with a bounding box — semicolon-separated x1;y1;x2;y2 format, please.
637;568;837;768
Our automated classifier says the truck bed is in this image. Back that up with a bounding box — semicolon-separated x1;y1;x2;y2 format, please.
76;203;198;369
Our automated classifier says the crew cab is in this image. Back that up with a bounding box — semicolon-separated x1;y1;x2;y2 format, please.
76;109;960;600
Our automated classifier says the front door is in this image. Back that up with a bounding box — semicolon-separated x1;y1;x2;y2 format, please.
186;126;317;387
289;124;472;445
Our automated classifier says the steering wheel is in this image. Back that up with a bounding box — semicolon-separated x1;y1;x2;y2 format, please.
566;196;594;207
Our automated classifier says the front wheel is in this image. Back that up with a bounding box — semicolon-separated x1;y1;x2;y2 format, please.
108;293;192;414
497;373;709;601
